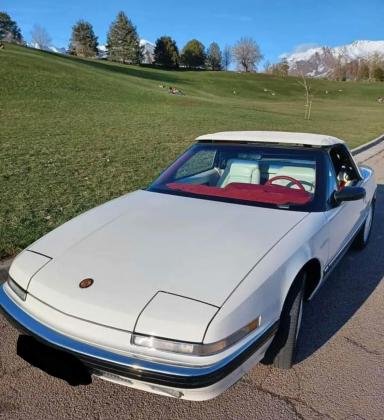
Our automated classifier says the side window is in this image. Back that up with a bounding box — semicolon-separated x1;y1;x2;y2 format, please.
329;146;359;190
175;149;216;179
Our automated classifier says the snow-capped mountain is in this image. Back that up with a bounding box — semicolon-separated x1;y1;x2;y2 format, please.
29;42;67;54
140;39;155;64
97;44;107;59
283;40;384;77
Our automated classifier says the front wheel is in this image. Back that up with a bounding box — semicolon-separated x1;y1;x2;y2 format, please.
353;201;375;250
262;272;306;369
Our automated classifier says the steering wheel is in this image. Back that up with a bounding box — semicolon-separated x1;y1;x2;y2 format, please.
266;175;306;191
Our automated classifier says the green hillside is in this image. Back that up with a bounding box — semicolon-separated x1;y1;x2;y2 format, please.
0;44;383;258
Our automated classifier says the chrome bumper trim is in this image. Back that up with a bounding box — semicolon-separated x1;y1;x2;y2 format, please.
0;284;278;389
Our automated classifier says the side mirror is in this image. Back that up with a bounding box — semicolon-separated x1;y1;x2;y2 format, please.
333;186;366;204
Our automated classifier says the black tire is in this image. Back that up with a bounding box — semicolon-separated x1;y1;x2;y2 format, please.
262;272;306;369
353;201;375;250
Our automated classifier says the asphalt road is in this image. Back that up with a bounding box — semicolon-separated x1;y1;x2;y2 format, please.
1;151;383;420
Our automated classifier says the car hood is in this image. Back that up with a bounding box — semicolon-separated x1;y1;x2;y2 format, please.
25;190;308;332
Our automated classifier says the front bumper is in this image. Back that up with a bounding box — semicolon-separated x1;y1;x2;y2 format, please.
0;284;278;391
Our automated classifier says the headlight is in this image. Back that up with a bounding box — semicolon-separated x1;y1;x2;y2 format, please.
131;316;261;356
7;276;27;301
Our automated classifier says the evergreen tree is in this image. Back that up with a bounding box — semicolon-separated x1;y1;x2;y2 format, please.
181;39;206;69
69;20;98;57
154;36;179;68
206;42;222;71
107;11;141;64
0;12;23;43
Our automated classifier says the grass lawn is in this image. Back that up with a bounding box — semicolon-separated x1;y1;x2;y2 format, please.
0;44;383;258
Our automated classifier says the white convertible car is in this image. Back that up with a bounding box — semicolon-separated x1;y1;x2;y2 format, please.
0;131;376;400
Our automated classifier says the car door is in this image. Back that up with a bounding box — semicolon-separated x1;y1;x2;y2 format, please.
323;145;366;271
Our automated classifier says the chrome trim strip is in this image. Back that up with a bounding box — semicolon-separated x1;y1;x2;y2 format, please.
0;284;277;381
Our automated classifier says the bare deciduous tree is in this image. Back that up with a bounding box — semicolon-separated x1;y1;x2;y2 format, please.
222;45;232;71
263;60;271;73
232;37;263;72
31;24;51;50
297;73;313;120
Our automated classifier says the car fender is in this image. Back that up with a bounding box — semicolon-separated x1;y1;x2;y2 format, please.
204;212;327;344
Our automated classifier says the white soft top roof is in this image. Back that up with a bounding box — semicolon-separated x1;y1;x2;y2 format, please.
195;131;344;147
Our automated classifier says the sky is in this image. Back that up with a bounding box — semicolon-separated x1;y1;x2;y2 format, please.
2;0;384;64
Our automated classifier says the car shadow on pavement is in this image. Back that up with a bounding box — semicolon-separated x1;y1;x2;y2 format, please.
17;335;92;386
296;184;384;363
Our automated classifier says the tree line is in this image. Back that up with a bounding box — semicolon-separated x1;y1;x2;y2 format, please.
68;11;263;72
329;53;384;82
0;10;263;72
266;49;384;82
2;10;383;80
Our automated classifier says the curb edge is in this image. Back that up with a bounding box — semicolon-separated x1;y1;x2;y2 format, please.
351;133;384;156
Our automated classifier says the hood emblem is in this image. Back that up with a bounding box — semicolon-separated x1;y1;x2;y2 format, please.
79;278;94;289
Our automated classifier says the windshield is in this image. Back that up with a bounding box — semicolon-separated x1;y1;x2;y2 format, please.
149;143;320;210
